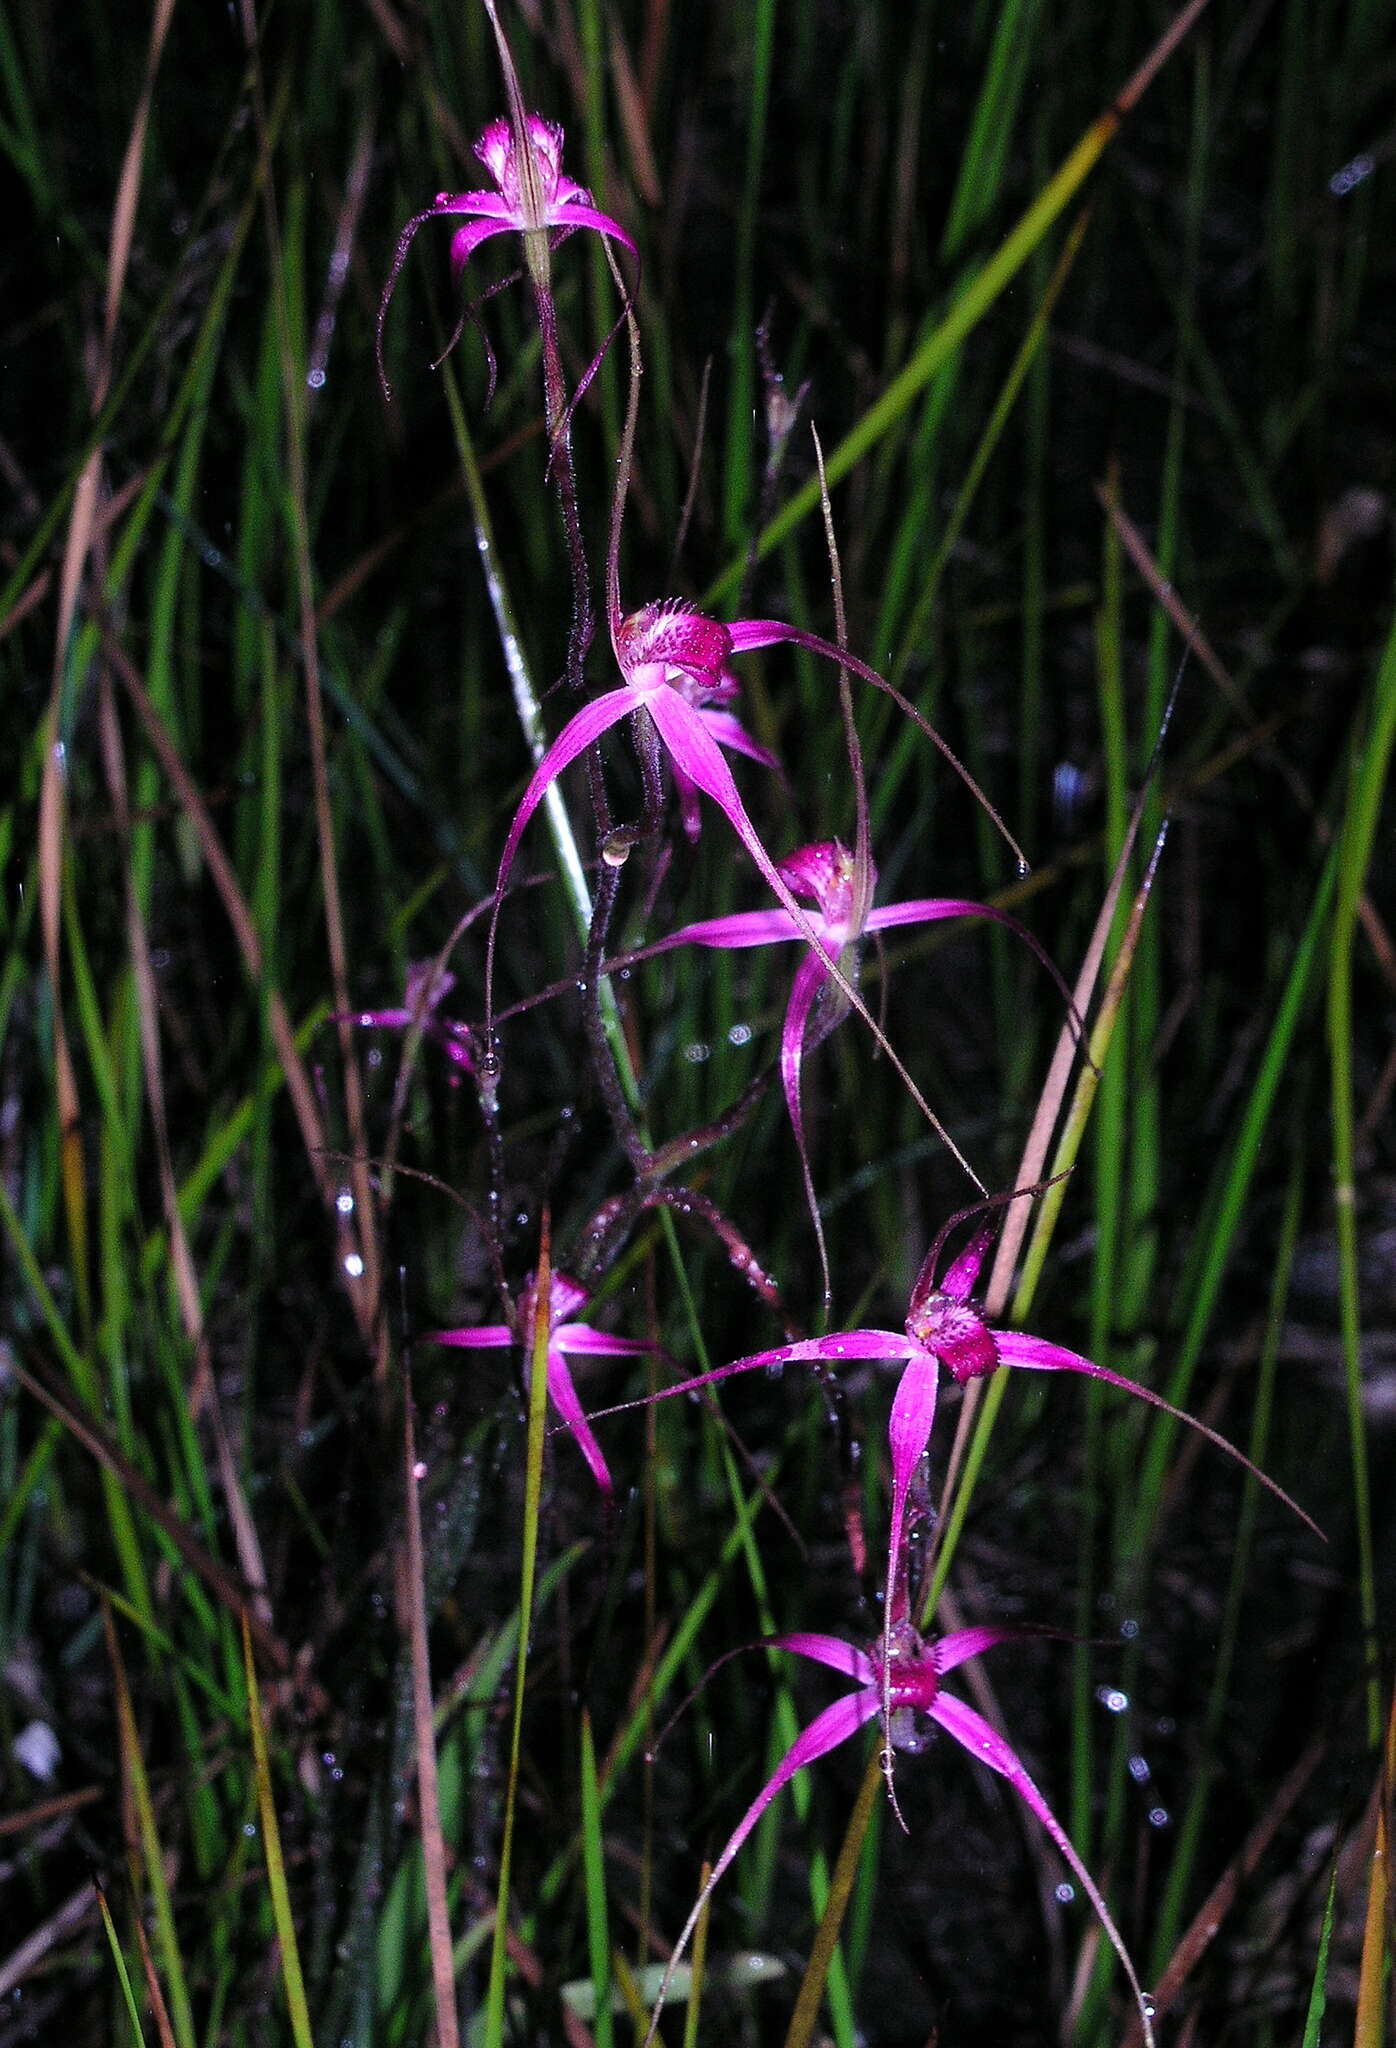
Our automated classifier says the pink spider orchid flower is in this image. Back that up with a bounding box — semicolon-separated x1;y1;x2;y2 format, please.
422;1269;652;1500
340;963;475;1079
591;1218;1320;1695
610;838;1067;1293
643;1618;1155;2048
482;601;995;1191
376;113;637;401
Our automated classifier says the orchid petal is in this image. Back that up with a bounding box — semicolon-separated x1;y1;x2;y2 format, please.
548;200;637;259
725;618;795;653
934;1625;1034;1675
770;1632;879;1686
449;216;519;278
930;1692;1153;2044
554;1325;654;1358
644;689;787;888
884;1354;940;1611
645;908;806;953
780;950;835;1126
421;1324;512;1351
938;1228;993;1306
865;897;1017;932
995;1332;1322;1537
698;708;782;770
781;949;836;1296
543;1343;613;1498
427;190;515;220
494;687;639;904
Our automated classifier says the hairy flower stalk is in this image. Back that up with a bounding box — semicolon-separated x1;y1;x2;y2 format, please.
642;1612;1156;2048
422;1269;652;1500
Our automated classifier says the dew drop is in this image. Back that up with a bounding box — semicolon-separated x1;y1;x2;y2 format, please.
336;1187;355;1215
344;1252;365;1278
1055;1881;1075;1903
1147;1805;1170;1828
1127;1752;1151;1784
1120;1616;1140;1640
1330;152;1374;196
1096;1685;1129;1714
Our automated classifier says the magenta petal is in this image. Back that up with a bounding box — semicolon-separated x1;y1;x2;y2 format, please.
449;215;519;277
651;908;805;953
644;689;787;884
548;200;638;259
544;1343;612;1498
995;1332;1322;1537
699;708;781;771
938;1228;993;1306
726;618;794;653
781;949;835;1288
703;1689;879;1896
780;950;834;1132
865;897;1010;933
771;1632;879;1686
494;687;639;901
930;1692;1150;2037
421;1324;512;1351
884;1354;940;1599
348;1007;415;1030
428;189;514;220
934;1625;1031;1675
554;1325;654;1358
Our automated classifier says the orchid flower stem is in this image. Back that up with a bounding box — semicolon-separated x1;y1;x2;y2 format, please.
583;860;651;1171
441;362;638;1125
532;276;595;693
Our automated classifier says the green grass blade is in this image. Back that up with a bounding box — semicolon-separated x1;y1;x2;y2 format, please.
580;1711;615;2048
241;1613;315;2048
